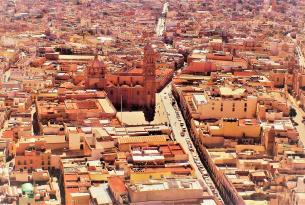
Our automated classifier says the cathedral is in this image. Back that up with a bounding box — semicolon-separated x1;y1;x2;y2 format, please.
85;44;157;110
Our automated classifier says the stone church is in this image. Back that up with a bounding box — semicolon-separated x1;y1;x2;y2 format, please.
85;44;157;111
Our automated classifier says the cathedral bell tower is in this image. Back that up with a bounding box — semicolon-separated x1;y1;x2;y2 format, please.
85;54;106;90
143;43;157;106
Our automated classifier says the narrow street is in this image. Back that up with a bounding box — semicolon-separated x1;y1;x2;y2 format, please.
157;83;224;203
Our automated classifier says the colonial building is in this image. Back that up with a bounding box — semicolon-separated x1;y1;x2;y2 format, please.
85;44;157;110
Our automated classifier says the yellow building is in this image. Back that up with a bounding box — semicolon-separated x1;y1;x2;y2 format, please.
129;165;196;183
209;118;261;139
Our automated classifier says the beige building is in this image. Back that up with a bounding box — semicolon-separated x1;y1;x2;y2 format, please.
128;178;205;204
188;87;257;120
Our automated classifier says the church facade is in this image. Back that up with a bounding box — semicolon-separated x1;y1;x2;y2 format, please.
85;44;157;110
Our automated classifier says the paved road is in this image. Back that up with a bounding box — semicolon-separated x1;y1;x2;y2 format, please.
286;93;305;147
288;33;305;68
286;33;305;145
158;83;224;203
156;2;169;37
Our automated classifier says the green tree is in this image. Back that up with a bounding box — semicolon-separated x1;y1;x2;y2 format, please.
289;107;297;118
144;105;156;124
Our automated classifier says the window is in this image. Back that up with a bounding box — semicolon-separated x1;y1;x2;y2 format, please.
30;160;33;164
18;161;21;165
24;160;27;165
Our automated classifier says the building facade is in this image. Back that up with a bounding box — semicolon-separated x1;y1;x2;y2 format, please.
86;44;157;110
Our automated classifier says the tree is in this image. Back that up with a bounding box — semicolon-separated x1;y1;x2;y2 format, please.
143;105;156;124
289;107;297;118
32;112;40;135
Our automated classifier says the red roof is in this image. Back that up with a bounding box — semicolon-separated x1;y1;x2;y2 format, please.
183;61;216;74
2;130;14;139
108;176;127;193
234;71;256;77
